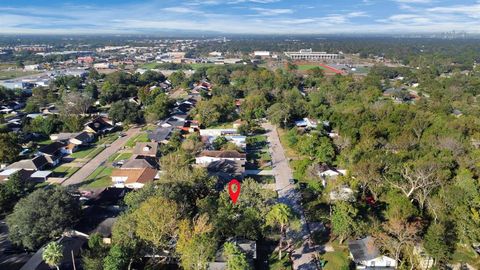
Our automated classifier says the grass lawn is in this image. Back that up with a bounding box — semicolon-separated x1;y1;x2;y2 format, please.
0;70;42;80
277;128;303;159
141;62;160;69
97;133;118;144
125;133;149;147
207;121;235;129
321;250;351;270
52;166;79;178
297;64;329;71
70;145;105;159
107;152;132;162
82;166;113;188
452;245;480;268
247;135;268;150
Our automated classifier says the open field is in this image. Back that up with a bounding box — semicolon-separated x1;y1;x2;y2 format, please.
0;70;42;80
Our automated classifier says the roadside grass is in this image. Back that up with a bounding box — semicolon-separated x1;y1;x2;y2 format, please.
97;133;118;144
82;166;113;189
52;166;79;178
277;128;303;159
249;175;275;184
71;145;105;159
107;152;132;162
125;133;149;148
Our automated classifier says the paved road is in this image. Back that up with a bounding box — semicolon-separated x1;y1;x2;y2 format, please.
263;122;319;270
61;127;141;187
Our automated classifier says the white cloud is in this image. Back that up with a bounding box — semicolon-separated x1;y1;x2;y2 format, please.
428;4;480;18
394;0;433;3
250;7;293;16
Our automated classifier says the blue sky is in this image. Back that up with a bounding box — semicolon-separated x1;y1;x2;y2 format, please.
0;0;479;34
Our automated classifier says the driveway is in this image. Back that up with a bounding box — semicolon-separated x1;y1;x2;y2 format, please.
61;127;141;187
262;122;319;270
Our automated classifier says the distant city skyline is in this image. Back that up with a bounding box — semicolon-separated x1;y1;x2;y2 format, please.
0;0;479;34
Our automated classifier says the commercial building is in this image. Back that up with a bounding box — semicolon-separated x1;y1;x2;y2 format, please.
284;49;342;61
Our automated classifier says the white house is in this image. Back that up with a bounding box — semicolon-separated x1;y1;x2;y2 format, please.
348;236;397;269
316;164;347;187
195;151;246;165
199;129;238;137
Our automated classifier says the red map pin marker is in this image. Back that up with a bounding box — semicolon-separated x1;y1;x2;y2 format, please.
228;179;241;204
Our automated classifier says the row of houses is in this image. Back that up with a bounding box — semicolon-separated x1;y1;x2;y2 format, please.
0;117;115;184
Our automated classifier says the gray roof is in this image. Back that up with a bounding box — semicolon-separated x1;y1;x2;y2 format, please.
348;236;380;262
122;157;157;169
133;142;158;157
8;156;49;171
148;127;174;142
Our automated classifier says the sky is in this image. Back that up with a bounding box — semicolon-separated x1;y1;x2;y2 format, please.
0;0;479;34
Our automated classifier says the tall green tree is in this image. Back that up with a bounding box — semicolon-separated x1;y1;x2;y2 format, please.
0;132;21;163
7;187;81;250
223;242;251;270
331;202;358;243
266;203;293;259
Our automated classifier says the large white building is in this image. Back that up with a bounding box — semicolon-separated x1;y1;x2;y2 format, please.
284;49;342;61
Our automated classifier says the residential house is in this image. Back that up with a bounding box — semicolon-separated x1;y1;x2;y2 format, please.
7;155;49;171
37;142;65;166
315;164;347;187
132;142;158;158
111;155;159;189
148;126;174;144
84;117;115;134
329;185;355;202
196;150;246;165
199;129;239;137
20;231;88;270
209;239;256;270
30;170;53;183
348;236;397;269
111;167;157;189
50;131;94;146
295;118;318;129
0;168;34;182
206;159;245;186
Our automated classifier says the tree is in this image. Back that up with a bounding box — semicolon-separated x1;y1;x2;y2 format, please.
266;203;293;259
134;197;179;261
43;242;63;270
7;187;81;250
103;245;129;270
82;233;108;270
0;172;34;214
61;92;93;115
223;242;252;270
424;223;449;265
0;132;21;163
146;93;171;122
176;214;217;270
109;101;143;124
330;202;358;243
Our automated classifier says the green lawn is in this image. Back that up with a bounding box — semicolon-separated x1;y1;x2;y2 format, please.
321;250;351;270
0;70;42;80
246;135;268;150
125;133;149;148
97;133;118;144
70;146;105;159
82;166;113;188
297;64;329;71
52;166;79;178
207;121;235;129
107;152;133;162
452;245;480;268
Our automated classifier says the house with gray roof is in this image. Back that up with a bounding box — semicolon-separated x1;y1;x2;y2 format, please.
348;236;397;269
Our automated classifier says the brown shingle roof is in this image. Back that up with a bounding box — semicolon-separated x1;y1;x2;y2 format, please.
111;168;157;184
